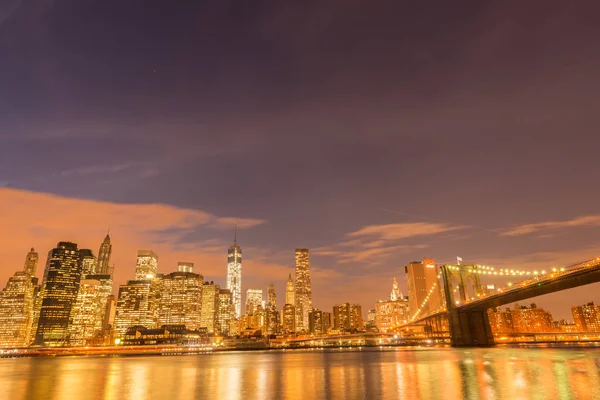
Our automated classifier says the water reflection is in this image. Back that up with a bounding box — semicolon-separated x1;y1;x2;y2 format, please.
1;347;600;399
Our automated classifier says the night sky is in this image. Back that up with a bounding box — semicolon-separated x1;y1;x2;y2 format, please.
1;1;600;319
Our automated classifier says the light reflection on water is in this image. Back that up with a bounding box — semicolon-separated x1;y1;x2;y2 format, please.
1;347;600;400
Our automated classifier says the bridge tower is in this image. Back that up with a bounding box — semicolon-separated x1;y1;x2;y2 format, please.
440;265;494;347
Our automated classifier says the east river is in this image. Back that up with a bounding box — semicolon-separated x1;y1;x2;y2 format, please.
1;346;600;400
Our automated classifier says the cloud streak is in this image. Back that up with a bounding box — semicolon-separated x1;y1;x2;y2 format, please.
502;215;600;236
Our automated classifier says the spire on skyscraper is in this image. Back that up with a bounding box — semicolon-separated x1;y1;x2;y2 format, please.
390;277;402;301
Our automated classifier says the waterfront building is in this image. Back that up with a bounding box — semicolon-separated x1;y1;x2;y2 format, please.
218;289;234;336
322;311;332;333
332;303;363;332
177;262;194;273
294;248;312;332
488;307;514;333
96;234;112;275
281;303;296;334
265;304;280;335
200;282;220;333
572;302;600;332
114;279;160;338
405;258;441;316
0;248;38;347
122;325;208;346
309;309;325;335
245;289;263;315
157;271;203;330
226;230;243;318
35;242;83;346
511;303;554;333
375;278;410;332
134;250;158;280
286;274;295;305
68;279;104;346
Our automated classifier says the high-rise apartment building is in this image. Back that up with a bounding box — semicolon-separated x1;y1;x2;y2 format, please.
332;303;363;332
200;282;220;333
294;248;312;332
134;250;158;280
285;273;295;305
96;234;112;275
157;271;203;330
0;249;39;347
572;302;600;332
227;230;242;318
405;258;441;317
35;242;83;346
511;303;554;333
281;304;296;334
245;289;263;315
265;304;280;335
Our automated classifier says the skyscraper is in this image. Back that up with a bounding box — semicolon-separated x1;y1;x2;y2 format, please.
80;249;97;275
68;279;104;346
405;258;441;317
0;249;39;347
227;228;242;318
218;289;234;336
96;234;112;275
285;274;295;305
157;271;204;330
200;282;220;333
268;283;276;307
134;250;158;280
24;248;39;276
114;279;160;338
294;248;312;332
245;289;263;315
281;304;295;334
35;242;83;346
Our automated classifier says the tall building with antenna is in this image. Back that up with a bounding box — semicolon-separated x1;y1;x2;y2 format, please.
226;226;243;318
294;248;312;333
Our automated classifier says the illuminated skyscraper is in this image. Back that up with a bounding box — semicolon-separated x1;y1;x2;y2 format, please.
68;279;104;346
200;282;220;333
309;309;325;335
0;249;39;347
265;304;280;335
245;289;263;315
35;242;83;346
405;258;441;316
285;273;295;305
281;304;296;334
390;277;402;301
96;234;112;275
572;302;600;332
268;283;276;307
218;289;234;336
24;248;39;277
134;250;158;280
157;271;203;330
227;229;243;318
114;279;160;338
294;248;312;332
80;249;97;275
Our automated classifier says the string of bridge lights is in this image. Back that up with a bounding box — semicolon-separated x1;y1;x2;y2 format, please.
409;271;443;322
445;265;567;277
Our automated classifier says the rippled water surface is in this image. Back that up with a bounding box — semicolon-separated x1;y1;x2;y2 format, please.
1;347;600;400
